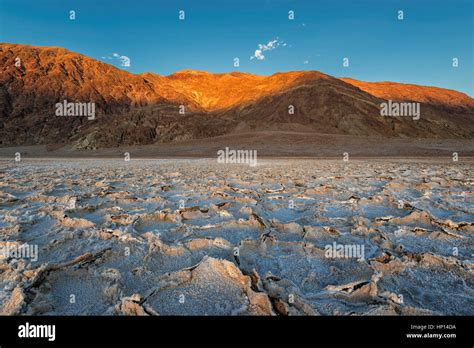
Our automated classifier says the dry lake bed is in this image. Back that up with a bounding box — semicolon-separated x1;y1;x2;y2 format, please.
0;158;472;315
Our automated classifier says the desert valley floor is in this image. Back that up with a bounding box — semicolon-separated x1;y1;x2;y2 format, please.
0;158;472;315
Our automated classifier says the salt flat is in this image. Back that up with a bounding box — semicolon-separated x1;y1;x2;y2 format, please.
0;158;472;315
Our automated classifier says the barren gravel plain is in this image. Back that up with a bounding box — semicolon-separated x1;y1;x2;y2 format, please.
0;158;472;315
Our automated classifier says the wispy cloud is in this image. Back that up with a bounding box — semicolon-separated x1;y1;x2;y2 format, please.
102;52;131;67
250;39;285;61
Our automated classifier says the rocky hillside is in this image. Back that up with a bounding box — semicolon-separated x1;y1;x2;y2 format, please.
1;43;473;149
341;78;474;110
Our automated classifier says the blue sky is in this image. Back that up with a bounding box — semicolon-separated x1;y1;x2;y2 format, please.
1;0;473;95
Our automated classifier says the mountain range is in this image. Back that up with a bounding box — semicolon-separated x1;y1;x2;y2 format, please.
1;43;473;150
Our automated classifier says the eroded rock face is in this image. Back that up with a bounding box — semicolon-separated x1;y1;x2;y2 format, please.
0;159;472;315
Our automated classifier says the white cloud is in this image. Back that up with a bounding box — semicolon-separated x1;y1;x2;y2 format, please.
253;49;265;60
250;39;285;61
303;60;309;64
259;39;278;51
103;52;131;67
